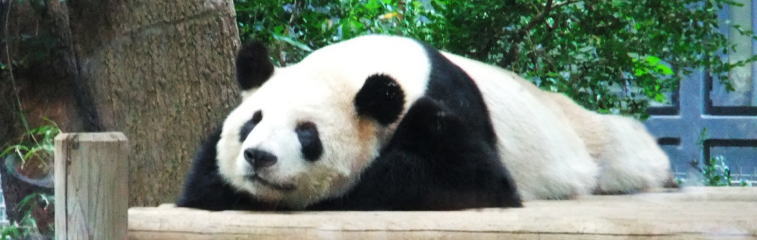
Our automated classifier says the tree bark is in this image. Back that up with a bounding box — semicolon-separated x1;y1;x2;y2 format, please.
63;0;241;206
1;0;241;211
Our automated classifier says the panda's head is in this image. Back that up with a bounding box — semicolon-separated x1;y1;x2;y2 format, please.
216;39;421;208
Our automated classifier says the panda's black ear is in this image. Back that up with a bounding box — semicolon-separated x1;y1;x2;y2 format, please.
354;74;405;125
236;41;274;91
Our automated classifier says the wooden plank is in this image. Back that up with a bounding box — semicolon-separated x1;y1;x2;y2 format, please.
55;132;129;240
128;187;757;240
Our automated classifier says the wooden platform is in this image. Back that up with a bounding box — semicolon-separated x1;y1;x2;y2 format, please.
128;187;757;239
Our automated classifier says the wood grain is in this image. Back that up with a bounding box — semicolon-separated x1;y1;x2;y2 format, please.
55;132;128;240
128;187;757;240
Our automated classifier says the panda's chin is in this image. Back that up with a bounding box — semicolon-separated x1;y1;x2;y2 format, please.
246;174;297;192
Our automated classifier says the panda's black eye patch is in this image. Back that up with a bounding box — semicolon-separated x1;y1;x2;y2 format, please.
252;110;263;124
295;121;323;162
239;110;262;142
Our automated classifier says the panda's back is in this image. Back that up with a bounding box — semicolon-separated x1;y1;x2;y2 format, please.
441;52;599;200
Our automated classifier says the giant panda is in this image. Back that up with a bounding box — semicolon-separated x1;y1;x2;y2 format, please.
177;35;671;211
177;35;522;210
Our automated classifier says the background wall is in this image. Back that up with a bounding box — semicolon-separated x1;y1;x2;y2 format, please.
646;3;757;185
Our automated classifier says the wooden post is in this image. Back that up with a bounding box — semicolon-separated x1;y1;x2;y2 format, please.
55;132;128;240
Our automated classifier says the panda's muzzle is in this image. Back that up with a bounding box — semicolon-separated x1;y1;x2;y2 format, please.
244;148;278;170
246;174;296;192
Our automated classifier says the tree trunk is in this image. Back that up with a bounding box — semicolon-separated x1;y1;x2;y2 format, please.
63;0;241;206
0;0;84;225
1;0;241;211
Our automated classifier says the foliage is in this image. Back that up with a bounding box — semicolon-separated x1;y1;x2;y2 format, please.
236;0;446;65
1;2;59;238
687;155;750;186
0;122;58;239
680;128;751;187
234;0;757;118
0;121;60;181
0;193;54;240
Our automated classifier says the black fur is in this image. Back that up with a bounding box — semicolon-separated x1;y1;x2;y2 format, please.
239;110;262;142
354;74;405;125
421;43;499;147
236;42;274;90
310;98;521;210
244;148;277;169
177;128;278;211
296;122;323;161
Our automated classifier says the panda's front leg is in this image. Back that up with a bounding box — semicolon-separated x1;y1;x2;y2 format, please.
313;97;521;210
384;97;521;209
389;97;468;150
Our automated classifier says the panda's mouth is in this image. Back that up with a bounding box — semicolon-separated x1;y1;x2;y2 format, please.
247;174;296;192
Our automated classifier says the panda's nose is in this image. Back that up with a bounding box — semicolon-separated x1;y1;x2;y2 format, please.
244;148;277;170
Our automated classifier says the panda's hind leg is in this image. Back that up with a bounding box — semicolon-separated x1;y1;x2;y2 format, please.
593;116;672;194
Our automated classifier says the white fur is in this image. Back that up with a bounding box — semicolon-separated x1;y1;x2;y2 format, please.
218;35;671;207
442;53;599;199
545;92;671;193
595;115;671;192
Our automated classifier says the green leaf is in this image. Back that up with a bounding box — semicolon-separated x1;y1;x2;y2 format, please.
16;193;41;212
645;56;661;66
656;64;674;76
634;68;646;77
272;33;313;52
365;0;381;11
272;25;285;35
653;93;666;102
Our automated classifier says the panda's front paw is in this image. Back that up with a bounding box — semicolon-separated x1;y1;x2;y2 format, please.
403;97;464;136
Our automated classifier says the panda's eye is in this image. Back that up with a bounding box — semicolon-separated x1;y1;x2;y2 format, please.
252;110;263;124
239;110;262;142
295;121;323;162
